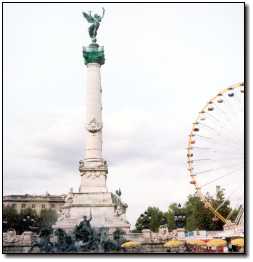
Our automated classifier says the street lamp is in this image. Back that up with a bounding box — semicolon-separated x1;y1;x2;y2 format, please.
174;204;186;229
22;215;38;233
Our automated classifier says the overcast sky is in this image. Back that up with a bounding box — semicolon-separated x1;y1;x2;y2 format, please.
3;3;244;227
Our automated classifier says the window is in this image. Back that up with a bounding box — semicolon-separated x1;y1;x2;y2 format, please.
11;204;16;208
32;204;36;209
42;204;46;209
51;204;55;208
21;204;26;208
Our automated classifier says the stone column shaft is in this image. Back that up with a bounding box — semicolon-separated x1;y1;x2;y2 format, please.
85;63;103;163
79;44;108;193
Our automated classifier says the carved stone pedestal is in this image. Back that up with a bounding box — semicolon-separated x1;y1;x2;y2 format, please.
53;190;130;233
54;159;130;233
78;160;108;193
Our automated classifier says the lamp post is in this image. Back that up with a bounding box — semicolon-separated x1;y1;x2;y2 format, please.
22;215;38;233
174;204;186;229
141;211;151;230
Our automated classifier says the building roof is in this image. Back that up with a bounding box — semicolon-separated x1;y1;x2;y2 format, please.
3;194;65;202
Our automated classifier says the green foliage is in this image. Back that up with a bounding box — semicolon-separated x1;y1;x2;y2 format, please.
165;210;176;231
19;208;39;233
3;207;19;232
184;195;213;231
134;186;241;233
209;187;233;230
20;207;37;217
39;209;58;229
230;207;240;221
166;204;177;231
3;207;39;234
179;187;236;231
135;207;167;232
3;207;57;234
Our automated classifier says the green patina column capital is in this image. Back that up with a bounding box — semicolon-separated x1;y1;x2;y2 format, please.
83;43;105;66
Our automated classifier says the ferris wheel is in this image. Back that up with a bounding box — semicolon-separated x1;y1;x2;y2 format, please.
187;82;244;225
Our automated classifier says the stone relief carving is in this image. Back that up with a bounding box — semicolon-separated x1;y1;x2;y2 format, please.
86;118;102;133
57;189;74;221
57;209;64;221
58;208;71;221
79;160;108;172
111;191;128;218
83;171;106;178
79;160;108;178
65;189;74;205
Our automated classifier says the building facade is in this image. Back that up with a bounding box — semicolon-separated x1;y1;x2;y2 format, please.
3;194;65;214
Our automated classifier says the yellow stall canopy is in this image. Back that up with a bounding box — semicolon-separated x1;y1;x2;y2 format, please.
164;240;184;248
121;241;141;249
231;238;244;247
207;239;227;247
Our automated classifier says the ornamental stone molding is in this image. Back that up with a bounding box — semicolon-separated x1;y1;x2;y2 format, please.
86;118;103;133
79;160;108;175
80;171;106;178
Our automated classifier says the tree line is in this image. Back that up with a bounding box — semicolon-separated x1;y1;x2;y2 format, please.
134;187;240;233
3;207;58;234
3;187;240;234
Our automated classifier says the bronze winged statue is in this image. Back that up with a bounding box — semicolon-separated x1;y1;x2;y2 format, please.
82;7;105;43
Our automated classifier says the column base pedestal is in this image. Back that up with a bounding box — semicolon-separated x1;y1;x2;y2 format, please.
53;192;130;234
78;159;108;193
79;175;107;193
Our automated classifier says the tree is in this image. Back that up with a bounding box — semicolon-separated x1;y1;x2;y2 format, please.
209;187;234;230
166;210;176;231
135;207;167;232
133;185;240;233
3;207;57;234
165;203;178;231
184;195;214;231
184;186;238;231
18;208;39;234
3;207;19;232
230;206;240;222
39;209;58;229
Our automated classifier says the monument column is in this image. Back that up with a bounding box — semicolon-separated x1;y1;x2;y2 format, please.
53;9;130;233
79;43;108;193
85;62;103;162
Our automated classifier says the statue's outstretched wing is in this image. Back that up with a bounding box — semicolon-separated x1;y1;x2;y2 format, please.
101;7;105;18
82;12;94;23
